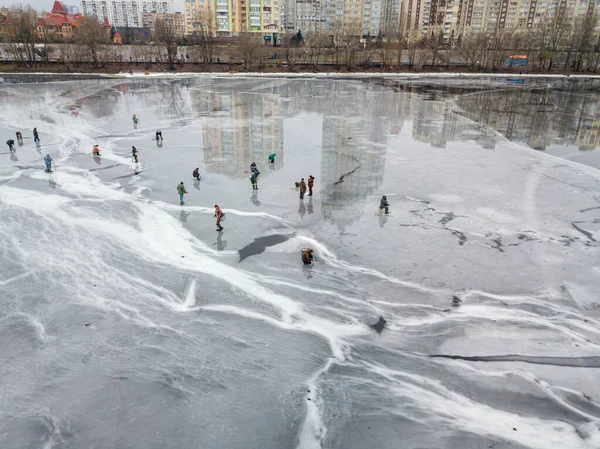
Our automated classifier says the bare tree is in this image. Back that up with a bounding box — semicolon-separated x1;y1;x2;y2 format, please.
238;32;264;70
458;32;483;69
405;29;422;70
304;32;329;68
281;34;300;71
6;6;38;66
360;37;378;67
191;8;216;64
153;18;179;70
573;13;598;71
395;23;407;67
339;20;363;70
485;29;512;71
544;13;571;70
378;34;394;68
424;30;445;67
533;16;552;70
75;17;109;68
330;26;345;67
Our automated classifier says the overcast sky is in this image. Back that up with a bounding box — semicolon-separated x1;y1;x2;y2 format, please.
0;0;186;14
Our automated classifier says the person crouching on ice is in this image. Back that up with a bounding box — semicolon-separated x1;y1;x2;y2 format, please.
379;195;390;215
92;145;101;156
301;248;315;265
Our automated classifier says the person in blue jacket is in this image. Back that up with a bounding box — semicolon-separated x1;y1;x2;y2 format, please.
44;154;53;172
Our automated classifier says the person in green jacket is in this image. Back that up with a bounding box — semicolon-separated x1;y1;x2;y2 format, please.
250;170;260;190
177;182;188;205
268;153;276;163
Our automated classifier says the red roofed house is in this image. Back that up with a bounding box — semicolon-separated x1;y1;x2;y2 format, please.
39;1;85;39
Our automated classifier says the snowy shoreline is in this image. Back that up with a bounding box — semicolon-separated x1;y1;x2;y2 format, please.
2;71;600;79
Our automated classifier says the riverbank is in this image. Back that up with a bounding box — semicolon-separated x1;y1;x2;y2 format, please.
1;61;598;77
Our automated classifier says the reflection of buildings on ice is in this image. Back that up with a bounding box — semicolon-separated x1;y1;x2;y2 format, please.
412;93;459;148
450;87;600;152
201;91;283;177
320;86;392;227
370;80;600;152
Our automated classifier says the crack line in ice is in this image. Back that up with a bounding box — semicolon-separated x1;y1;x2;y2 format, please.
0;270;33;286
430;354;600;368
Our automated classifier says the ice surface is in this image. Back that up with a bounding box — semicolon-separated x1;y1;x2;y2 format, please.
1;76;600;449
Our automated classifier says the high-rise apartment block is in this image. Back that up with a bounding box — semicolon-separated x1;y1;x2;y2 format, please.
79;0;174;27
181;0;600;37
413;0;598;40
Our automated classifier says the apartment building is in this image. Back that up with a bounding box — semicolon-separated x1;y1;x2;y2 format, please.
323;0;385;35
294;0;327;32
79;0;174;27
458;0;599;34
143;12;186;36
381;0;402;32
183;0;281;34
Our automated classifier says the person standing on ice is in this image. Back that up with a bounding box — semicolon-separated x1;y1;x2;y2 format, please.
132;146;139;163
250;169;260;190
307;175;315;196
33;128;40;142
177;182;188;205
193;167;201;181
379;195;390;215
132;114;138;124
155;130;163;141
16;131;23;143
214;204;224;232
299;178;307;200
44;154;53;172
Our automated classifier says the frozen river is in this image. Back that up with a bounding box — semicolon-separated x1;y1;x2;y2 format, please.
1;75;600;449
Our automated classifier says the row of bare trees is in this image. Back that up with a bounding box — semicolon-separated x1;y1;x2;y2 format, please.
2;4;600;72
264;11;600;72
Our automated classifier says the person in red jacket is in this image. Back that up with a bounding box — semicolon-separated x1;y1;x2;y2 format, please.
214;204;224;231
308;175;315;196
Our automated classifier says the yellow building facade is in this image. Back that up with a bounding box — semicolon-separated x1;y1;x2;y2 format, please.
184;0;281;35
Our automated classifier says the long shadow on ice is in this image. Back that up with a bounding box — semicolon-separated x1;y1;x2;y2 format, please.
238;233;296;262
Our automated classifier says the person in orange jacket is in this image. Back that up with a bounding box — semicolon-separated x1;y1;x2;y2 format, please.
214;204;224;231
92;144;101;155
